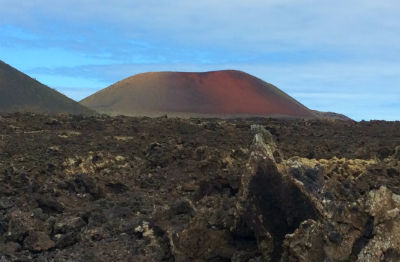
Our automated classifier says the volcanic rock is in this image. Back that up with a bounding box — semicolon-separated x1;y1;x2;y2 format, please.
0;241;20;255
23;231;55;252
394;145;400;160
0;113;399;262
235;125;321;261
6;210;50;242
54;217;86;234
357;187;400;262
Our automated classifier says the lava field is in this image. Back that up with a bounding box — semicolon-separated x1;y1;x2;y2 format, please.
0;113;399;262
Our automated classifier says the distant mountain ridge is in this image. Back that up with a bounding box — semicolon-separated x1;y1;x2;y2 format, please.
312;110;352;121
81;70;316;118
0;60;93;115
0;61;352;120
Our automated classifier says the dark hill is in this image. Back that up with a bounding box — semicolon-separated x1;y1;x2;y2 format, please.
312;110;352;121
0;60;93;114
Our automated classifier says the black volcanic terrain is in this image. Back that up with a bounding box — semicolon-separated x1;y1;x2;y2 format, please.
81;70;315;118
0;60;92;115
1;113;399;262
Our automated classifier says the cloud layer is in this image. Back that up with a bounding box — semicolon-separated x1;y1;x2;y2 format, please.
0;0;399;120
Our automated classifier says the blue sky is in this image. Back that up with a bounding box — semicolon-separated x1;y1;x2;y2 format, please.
0;0;399;120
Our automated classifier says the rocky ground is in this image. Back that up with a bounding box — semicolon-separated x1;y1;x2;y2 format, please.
0;113;399;262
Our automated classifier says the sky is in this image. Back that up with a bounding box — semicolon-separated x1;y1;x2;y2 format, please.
0;0;399;120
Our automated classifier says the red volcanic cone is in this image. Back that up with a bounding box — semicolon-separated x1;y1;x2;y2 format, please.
81;70;315;118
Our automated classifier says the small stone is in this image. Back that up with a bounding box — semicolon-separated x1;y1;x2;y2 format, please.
169;199;194;216
24;231;55;252
0;197;13;210
386;208;400;220
35;196;64;213
115;155;126;161
134;225;144;233
0;241;21;255
47;146;60;154
6;210;38;242
45;118;60;125
85;228;104;241
32;208;48;221
54;232;77;248
0;256;11;262
394;146;400;160
54;217;86;234
328;231;343;244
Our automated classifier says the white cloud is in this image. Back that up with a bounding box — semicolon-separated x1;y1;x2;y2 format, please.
1;0;400;52
0;0;399;120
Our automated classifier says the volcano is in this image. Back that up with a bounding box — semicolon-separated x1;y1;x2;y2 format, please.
81;70;315;118
0;60;93;115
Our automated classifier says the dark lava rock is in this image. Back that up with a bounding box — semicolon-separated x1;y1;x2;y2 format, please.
169;199;194;217
54;217;86;234
54;232;78;248
0;197;14;210
394;145;400;160
0;113;400;262
328;231;343;244
235;125;320;261
35;195;64;213
0;256;11;262
0;241;21;255
67;173;104;199
23;231;55;252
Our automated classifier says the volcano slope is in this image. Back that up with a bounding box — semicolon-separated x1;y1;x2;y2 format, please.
81;70;315;118
0;60;93;115
0;114;400;262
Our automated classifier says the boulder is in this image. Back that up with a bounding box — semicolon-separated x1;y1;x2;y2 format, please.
168;199;195;217
35;195;64;213
357;187;400;262
6;210;50;242
394;146;400;160
0;241;21;255
0;256;11;262
54;217;86;234
23;231;55;252
0;197;14;210
170;220;233;262
54;232;78;248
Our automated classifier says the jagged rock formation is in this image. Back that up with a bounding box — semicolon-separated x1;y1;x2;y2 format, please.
239;125;400;262
243;126;400;262
0;114;399;262
235;126;321;261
